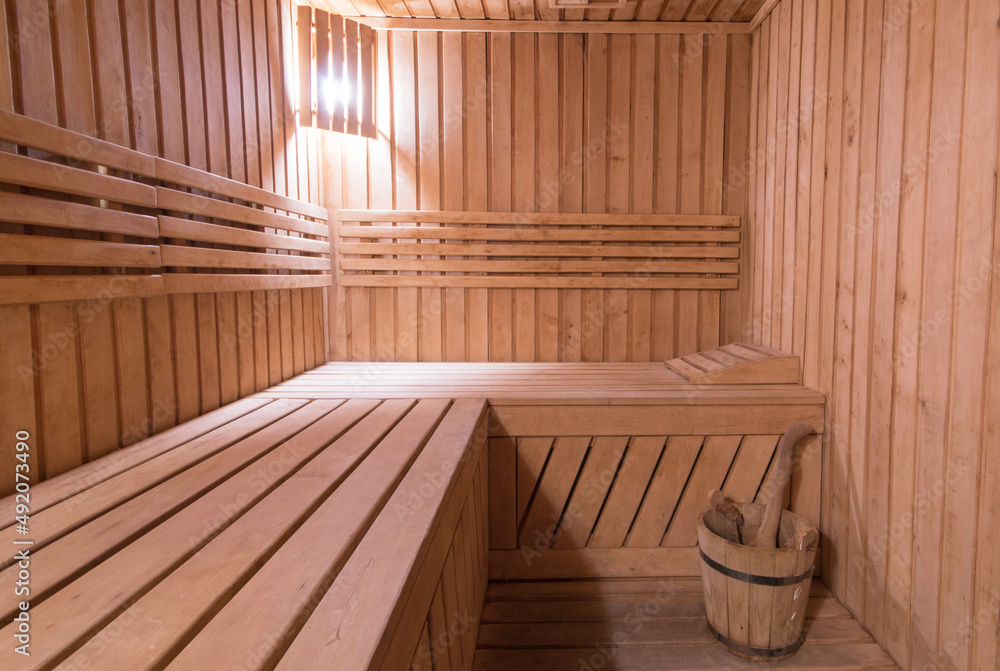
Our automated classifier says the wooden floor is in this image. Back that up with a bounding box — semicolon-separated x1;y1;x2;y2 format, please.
473;578;898;670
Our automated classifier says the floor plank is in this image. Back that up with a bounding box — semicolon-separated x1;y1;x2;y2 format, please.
475;578;896;670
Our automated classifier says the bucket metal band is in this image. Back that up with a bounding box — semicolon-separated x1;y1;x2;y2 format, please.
699;548;814;586
707;620;804;659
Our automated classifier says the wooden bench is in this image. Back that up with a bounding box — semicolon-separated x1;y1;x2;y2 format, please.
0;397;488;671
0;355;835;670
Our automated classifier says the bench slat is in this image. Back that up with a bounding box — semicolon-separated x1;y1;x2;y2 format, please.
163;399;450;671
276;398;488;671
0;399;305;561
52;399;389;671
0;400;325;620
0;396;272;519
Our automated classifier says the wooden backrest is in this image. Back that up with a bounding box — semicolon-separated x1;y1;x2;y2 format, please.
335;209;740;290
0;110;331;305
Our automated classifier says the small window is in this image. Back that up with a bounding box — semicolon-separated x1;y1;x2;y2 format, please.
296;7;376;139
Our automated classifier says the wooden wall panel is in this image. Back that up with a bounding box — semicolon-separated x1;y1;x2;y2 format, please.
325;31;751;362
0;0;328;497
747;1;1000;669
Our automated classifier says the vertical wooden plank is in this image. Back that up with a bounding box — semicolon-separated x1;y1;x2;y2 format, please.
559;33;584;362
817;0;845;588
418;31;442;362
0;306;39;495
489;436;517;550
676;34;703;356
171;295;200;423
603;35;630;363
329;14;346;133
371;27;395;363
302;288;316;371
265;0;287;195
221;0;247;181
237;0;262;186
939;1;996;668
176;0;208;169
391;32;419;363
629;35;656;363
51;1;96;134
14;0;58;123
144;295;177;436
122;0;157;154
582;33;607;362
488;33;512;362
345;19;360;135
290;289;305;374
802;0;831;390
829;0;864;611
314;9;331;131
252;290;270;391
652;34;681;361
722;34;751;346
847;0;883;632
235;292;257;397
0;0;14;114
315;288;326;365
442;31;466;361
279;289;294;379
360;25;375;138
77;301;119;461
252;0;275;190
196;293;221;414
535;33;560;363
279;0;300;199
114;298;150;447
465;32;490;362
510;33;535;362
297;5;313;128
216;292;240;406
154;0;185;162
698;32;728;352
768;1;791;351
199;0;228;174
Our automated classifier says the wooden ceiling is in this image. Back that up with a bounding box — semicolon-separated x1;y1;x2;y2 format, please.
306;0;770;23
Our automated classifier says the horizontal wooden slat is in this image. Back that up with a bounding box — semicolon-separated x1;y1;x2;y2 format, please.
489;548;702;580
155;157;328;220
0;192;159;238
159;215;330;253
161;245;329;271
491;403;825;436
339;242;740;258
339;225;738;243
349;18;753;35
0;233;161;267
338;209;740;227
0;275;162;305
0;151;156;207
0;109;155;176
338;275;739;290
162;273;332;294
157;188;328;238
340;259;739;274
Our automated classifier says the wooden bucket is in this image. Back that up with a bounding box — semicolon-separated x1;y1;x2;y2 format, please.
696;501;817;662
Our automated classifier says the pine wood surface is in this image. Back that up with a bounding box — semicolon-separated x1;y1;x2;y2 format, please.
471;578;897;670
0;398;488;671
748;2;1000;669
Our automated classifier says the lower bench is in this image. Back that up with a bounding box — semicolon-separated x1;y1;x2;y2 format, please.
0;397;488;671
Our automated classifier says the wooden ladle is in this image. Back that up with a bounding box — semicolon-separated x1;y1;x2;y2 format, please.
745;421;815;549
